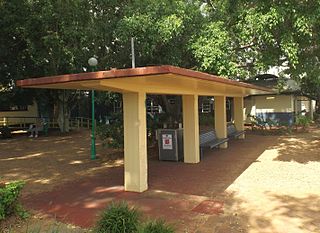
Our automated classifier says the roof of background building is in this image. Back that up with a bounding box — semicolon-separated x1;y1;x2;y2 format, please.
245;73;301;95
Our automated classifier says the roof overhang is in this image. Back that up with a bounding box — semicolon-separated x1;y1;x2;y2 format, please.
17;65;272;97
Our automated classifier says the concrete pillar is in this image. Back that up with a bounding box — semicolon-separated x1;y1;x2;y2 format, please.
182;94;200;163
234;97;245;139
123;92;148;192
214;96;228;148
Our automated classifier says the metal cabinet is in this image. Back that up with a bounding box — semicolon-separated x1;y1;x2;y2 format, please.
158;128;183;161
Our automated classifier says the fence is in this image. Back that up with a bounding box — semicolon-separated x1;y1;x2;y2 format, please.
0;116;94;130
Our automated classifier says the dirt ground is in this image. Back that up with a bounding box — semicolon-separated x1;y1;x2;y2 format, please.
0;129;122;232
0;130;123;197
1;128;320;233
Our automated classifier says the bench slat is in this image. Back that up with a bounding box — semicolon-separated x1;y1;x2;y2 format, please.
227;124;245;139
200;130;229;151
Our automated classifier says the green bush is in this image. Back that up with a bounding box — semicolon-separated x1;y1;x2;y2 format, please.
96;111;161;148
139;220;174;233
0;180;25;221
265;118;277;129
95;202;140;233
295;115;311;129
97;120;124;149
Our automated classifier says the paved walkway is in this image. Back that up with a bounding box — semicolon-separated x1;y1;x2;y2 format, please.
22;131;320;233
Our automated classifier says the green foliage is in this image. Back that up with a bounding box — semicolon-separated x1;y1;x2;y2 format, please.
299;70;320;109
96;112;124;149
94;202;175;233
95;202;140;233
195;0;320;100
0;180;25;221
2;0;320;119
97;109;162;148
249;115;267;130
95;92;122;106
115;0;203;67
191;21;238;76
199;114;214;126
139;220;174;233
0;0;204;124
15;203;30;220
265;118;278;129
295;115;311;129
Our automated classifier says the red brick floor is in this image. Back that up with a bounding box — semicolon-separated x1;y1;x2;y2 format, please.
192;200;224;215
22;133;279;232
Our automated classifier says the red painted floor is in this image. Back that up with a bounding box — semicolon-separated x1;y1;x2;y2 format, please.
22;133;278;231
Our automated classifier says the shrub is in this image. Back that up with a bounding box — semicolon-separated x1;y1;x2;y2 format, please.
265;118;277;129
96;112;124;149
295;115;311;129
0;180;25;221
139;220;174;233
97;122;124;149
97;111;161;148
95;202;140;233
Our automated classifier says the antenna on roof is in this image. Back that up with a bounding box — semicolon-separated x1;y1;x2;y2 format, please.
131;37;135;68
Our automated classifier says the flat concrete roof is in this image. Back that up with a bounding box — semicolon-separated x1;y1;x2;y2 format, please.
17;65;272;96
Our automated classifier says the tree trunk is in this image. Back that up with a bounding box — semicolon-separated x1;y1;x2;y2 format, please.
160;95;182;128
56;91;70;133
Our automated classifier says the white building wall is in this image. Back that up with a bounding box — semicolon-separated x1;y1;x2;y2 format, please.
244;95;294;124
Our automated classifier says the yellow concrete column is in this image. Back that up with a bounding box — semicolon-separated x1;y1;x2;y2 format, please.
310;99;314;120
182;94;200;163
123;92;148;192
234;97;245;139
214;96;228;148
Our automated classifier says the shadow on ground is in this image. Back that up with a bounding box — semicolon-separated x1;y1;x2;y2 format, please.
19;133;282;232
0;130;123;196
272;128;320;163
200;191;320;233
2;129;320;232
266;193;320;232
149;133;280;197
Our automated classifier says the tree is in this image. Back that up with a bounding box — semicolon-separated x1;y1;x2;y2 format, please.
193;0;320;111
111;0;204;119
112;0;204;68
3;0;320;125
0;0;34;107
1;0;102;131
